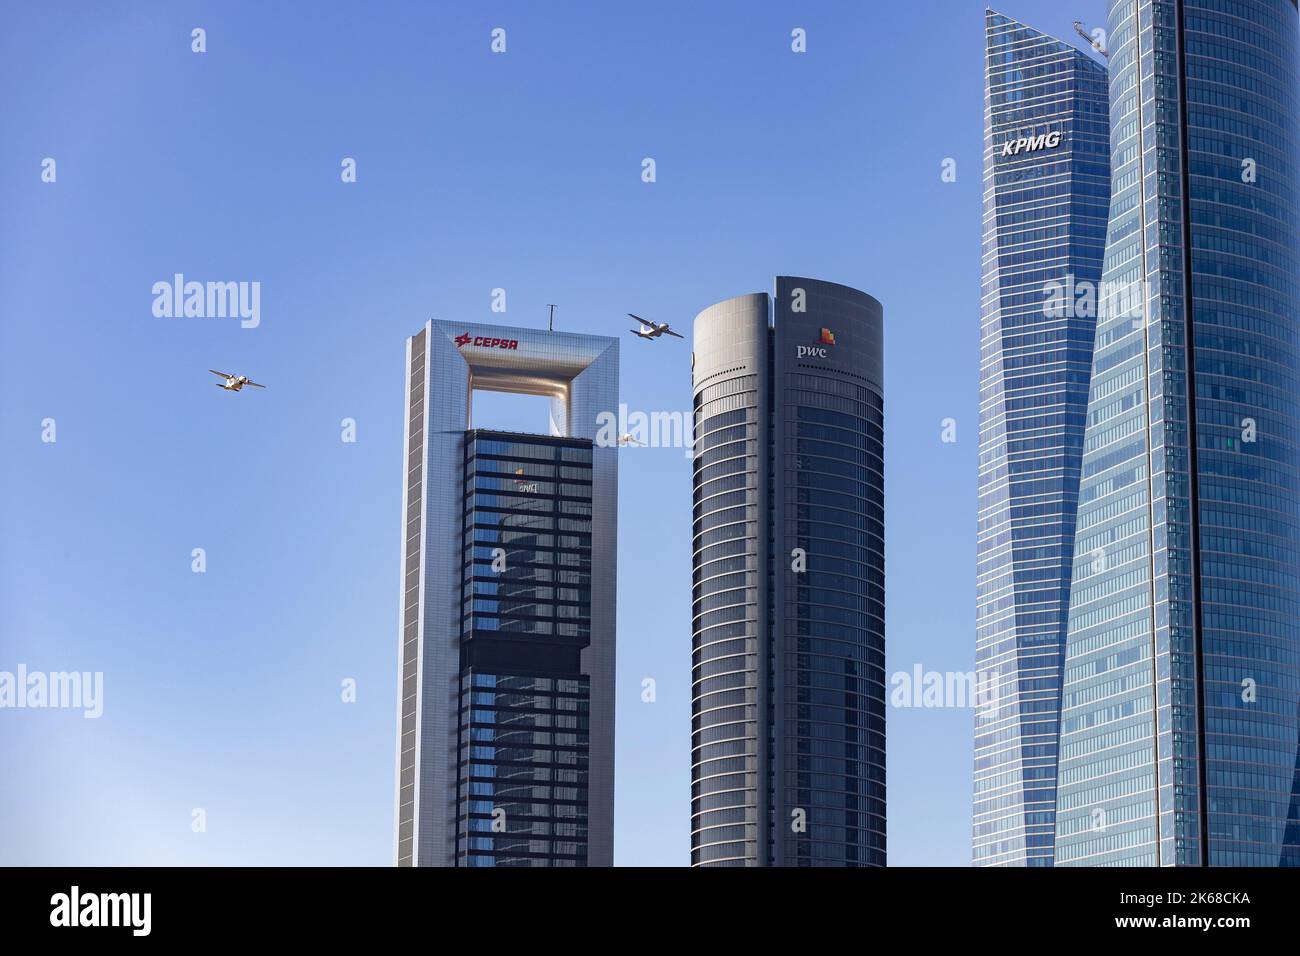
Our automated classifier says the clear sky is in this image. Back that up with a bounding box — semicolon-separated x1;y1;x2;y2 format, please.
0;0;1105;865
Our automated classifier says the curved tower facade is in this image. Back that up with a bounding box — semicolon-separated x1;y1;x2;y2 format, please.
1055;0;1300;866
691;278;885;866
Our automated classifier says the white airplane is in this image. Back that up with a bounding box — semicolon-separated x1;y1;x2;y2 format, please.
617;433;646;447
209;369;266;392
628;313;683;341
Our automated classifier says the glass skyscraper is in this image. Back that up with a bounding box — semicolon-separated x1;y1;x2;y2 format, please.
396;321;618;866
974;11;1111;866
691;278;885;866
1054;0;1300;866
455;431;595;865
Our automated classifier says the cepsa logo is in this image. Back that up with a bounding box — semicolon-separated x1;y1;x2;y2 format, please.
454;332;519;350
797;328;836;359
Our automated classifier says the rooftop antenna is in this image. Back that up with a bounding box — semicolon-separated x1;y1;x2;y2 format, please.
1073;20;1109;58
547;303;557;331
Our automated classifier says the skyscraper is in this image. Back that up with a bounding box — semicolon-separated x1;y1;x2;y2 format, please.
973;11;1110;867
1054;0;1300;866
395;320;618;866
690;278;885;866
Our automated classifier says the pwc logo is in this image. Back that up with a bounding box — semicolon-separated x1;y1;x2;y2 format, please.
454;332;519;350
797;328;836;360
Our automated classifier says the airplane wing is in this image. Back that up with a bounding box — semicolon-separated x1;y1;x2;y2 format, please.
209;369;232;378
663;328;685;338
627;313;644;323
245;381;266;388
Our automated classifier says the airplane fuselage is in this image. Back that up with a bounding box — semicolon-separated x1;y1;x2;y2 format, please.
209;369;262;392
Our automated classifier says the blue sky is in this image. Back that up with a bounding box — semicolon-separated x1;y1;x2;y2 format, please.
0;0;1104;865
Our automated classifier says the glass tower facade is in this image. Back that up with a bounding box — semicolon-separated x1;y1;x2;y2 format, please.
455;432;594;866
974;12;1111;866
691;278;885;866
1055;0;1300;866
395;322;618;867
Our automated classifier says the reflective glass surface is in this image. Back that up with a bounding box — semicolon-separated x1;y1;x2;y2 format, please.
974;11;1110;866
780;375;885;866
1055;0;1300;867
454;431;595;866
691;374;762;866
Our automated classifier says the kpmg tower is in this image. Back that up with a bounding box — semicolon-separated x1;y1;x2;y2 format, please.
973;12;1110;866
1055;0;1300;866
395;320;618;866
691;278;885;866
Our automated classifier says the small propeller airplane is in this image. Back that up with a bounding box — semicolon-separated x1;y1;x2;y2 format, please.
209;369;266;392
628;313;683;341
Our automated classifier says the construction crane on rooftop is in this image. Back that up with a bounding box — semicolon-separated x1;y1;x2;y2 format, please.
1073;21;1109;58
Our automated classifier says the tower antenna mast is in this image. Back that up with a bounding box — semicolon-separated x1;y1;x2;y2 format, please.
547;304;557;331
